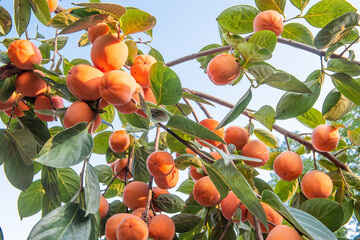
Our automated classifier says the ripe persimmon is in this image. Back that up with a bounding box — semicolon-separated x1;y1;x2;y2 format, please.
247;202;283;233
273;151;303;181
301;170;333;199
105;213;132;240
221;191;248;222
88;23;110;44
196;119;224;148
34;95;63;122
7;40;42;70
66;64;103;101
0;92;18;111
4;101;29;118
122;181;149;210
109;130;130;153
130;55;157;88
99;196;109;219
242;139;270;167
189;166;205;181
62;100;101;132
311;124;340;152
15;70;47;97
154;167;179;189
152;187;169;212
148;214;175;240
99;70;137;105
253;10;284;36
146;151;175;178
116;215;148;240
115;83;144;114
91;34;128;72
143;87;157;104
266;225;303;240
206;53;240;86
193;176;221;207
47;0;58;13
113;158;132;181
131;207;154;220
224;126;249;150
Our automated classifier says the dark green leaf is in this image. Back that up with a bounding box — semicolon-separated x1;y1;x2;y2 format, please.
331;72;360;105
132;146;150;182
28;0;51;25
41;191;61;217
172;214;202;233
17;180;44;219
335;186;354;225
76;3;126;19
251;105;276;130
322;88;354;121
47;7;80;29
177;179;195;195
34;123;94;168
150;62;182;106
29;203;92;239
304;0;356;28
148;47;164;62
41;166;59;199
327;58;360;76
253;177;273;194
314;12;360;49
299;199;344;231
325;42;344;61
94;165;113;184
217;89;252;129
18;115;50;147
85;163;100;216
0;6;12;36
14;0;31;36
328;170;360;191
281;23;314;46
60;14;111;35
119;112;150;130
120;7;156;35
58;168;80;203
165;104;193;116
217;5;259;34
0;76;16;103
175;154;202;170
296;108;325;129
156;194;186;213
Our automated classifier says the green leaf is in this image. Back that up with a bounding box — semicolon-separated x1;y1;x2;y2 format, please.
120;7;156;35
165;104;193;116
156;194;186;213
328;170;360;191
253;177;273;194
28;203;92;240
322;88;354;121
248;30;277;52
41;192;61;217
150;62;182;106
148;47;164;62
78;32;90;47
274;179;298;202
304;0;356;28
5;129;37;165
335;186;354;225
17;115;50;147
0;6;12;36
94;165;113;184
182;91;215;107
251;105;276;130
119;112;150;130
57;168;80;203
281;23;314;46
103;179;124;198
0;76;16;103
28;0;51;25
299;199;344;231
93;131;111;154
14;0;31;36
34;123;94;168
217;5;259;34
331;72;360;105
348;127;360;146
254;128;278;148
60;14;111;35
41;166;59;199
196;44;223;72
17;180;45;219
175;154;202;170
166;130;191;154
1;129;34;191
262;190;337;240
166;115;225;144
85;163;100;216
275;70;323;119
325;42;344;61
47;7;80;29
327;58;360;76
290;0;309;11
172;214;202;233
217;89;252;129
177;179;195;195
296;108;325;129
314;12;360;49
237;42;272;63
255;0;286;15
76;3;126;19
131;146;150;183
205;158;268;229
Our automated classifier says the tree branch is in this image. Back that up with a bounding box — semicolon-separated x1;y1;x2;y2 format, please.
253;215;264;240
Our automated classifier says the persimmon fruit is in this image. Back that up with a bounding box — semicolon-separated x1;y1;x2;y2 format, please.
122;181;149;210
4;101;30;118
189;166;205;182
224;126;249;150
196;119;224;148
131;207;154;220
130;55;157;88
311;124;340;152
7;40;42;70
146;151;175;178
113;158;132;181
273;151;303;181
47;0;58;13
105;213;132;240
193;176;221;207
88;23;110;44
109;130;130;153
148;214;175;240
220;191;248;222
266;225;303;240
247;202;283;233
242;139;269;167
143;87;157;104
152;187;169;212
206;53;240;86
253;10;284;36
154;167;179;189
0;92;18;111
116;215;148;240
99;196;109;219
301;170;333;199
15;70;47;97
34;95;63;122
115;83;144;114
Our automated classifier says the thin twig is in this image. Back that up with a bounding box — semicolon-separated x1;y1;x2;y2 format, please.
312;151;318;170
183;97;199;123
253;215;264;240
285;136;291;151
339;36;360;57
197;102;212;119
102;166;128;196
49;30;59;71
175;103;189;118
6;105;15;129
219;202;242;240
79;158;88;192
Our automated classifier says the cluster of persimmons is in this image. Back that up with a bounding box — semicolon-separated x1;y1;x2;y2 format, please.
0;4;342;239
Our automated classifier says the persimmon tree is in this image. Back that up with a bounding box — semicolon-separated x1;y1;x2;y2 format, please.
0;0;360;239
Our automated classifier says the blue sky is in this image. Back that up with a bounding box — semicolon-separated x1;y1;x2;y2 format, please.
0;0;359;239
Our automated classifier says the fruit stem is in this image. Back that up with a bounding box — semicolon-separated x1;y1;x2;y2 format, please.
339;36;360;57
285;136;291;151
6;105;15;129
312;151;318;171
196;102;212;119
253;215;264;240
186;89;352;172
175;103;190;119
183;97;199;123
143;175;154;223
49;30;59;71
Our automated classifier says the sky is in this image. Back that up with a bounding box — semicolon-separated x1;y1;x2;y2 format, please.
0;0;359;239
